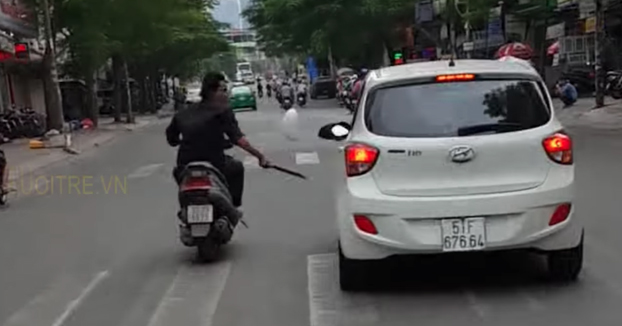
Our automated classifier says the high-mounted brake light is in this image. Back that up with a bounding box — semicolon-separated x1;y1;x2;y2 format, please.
180;177;212;191
436;74;475;82
345;143;379;177
542;132;572;164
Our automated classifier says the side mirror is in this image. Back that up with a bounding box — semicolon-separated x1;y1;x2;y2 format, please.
318;122;351;141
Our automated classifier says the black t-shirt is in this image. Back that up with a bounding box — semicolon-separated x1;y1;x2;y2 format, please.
165;102;244;168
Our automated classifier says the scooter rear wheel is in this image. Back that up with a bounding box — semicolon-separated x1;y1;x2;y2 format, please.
196;237;221;262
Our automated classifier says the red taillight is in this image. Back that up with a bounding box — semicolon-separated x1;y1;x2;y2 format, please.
542;132;572;164
436;74;475;82
354;215;377;234
180;177;212;191
345;143;379;177
549;203;571;226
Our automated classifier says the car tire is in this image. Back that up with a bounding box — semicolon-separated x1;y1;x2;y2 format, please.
547;231;583;283
311;93;317;100
339;245;370;292
252;105;257;111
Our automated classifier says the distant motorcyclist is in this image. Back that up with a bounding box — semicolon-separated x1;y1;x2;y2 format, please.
256;78;263;97
296;79;307;97
280;81;295;107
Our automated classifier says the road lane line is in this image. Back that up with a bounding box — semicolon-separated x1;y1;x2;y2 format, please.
2;271;109;326
51;271;109;326
464;290;489;319
295;152;319;165
516;289;544;311
242;156;259;169
147;262;231;326
307;254;379;326
128;164;165;179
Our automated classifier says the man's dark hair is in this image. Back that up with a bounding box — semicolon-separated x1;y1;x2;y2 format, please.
200;72;225;99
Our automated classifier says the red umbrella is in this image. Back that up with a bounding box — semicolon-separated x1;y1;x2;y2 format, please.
547;41;560;56
495;42;534;60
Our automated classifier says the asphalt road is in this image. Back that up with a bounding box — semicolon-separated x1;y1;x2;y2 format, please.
1;97;622;326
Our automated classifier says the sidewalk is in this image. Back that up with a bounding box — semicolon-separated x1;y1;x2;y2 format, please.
2;104;174;185
555;97;622;130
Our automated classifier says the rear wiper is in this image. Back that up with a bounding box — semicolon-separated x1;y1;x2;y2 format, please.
457;122;522;136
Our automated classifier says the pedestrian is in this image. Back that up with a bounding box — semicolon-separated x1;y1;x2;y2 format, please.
555;79;578;108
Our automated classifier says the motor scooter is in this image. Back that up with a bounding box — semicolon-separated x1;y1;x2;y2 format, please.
176;149;306;261
297;92;306;107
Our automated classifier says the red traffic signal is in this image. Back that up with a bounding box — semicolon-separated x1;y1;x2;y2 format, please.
14;43;29;59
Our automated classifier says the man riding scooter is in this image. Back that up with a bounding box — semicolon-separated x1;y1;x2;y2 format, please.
296;79;307;107
280;80;295;110
165;72;271;245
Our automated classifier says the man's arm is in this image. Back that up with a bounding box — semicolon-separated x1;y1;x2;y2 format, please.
165;115;180;146
221;109;268;164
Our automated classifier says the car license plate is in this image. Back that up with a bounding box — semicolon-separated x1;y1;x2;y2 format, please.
441;218;486;252
187;205;213;223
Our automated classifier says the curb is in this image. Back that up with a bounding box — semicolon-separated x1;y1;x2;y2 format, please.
4;117;162;200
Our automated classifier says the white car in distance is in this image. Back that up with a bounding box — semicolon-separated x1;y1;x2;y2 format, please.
318;59;582;291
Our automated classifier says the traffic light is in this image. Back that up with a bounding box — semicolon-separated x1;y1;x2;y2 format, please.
392;50;404;65
14;43;28;59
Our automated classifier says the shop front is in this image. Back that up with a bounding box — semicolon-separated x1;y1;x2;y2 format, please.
0;0;44;115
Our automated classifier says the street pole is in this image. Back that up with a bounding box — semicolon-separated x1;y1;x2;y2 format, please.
41;0;64;131
594;0;605;107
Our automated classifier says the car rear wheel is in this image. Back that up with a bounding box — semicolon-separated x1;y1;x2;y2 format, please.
547;232;583;282
252;105;257;111
339;245;371;292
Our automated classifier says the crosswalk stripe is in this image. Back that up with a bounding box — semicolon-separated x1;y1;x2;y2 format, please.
147;262;231;326
2;271;109;326
128;164;164;179
295;152;320;165
307;254;380;326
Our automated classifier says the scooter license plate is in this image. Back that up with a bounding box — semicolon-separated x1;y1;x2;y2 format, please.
187;205;213;223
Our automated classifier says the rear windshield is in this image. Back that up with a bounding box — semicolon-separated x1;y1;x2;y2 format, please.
231;87;251;94
364;80;550;138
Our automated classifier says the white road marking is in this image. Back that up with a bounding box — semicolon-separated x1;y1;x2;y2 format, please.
307;254;379;326
2;271;109;326
516;289;544;311
464;290;489;319
128;164;164;179
242;156;259;169
295;152;319;165
147;262;231;326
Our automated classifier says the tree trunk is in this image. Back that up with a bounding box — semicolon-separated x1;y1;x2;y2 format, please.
42;43;64;131
85;69;98;127
111;54;123;122
120;59;134;123
138;73;148;114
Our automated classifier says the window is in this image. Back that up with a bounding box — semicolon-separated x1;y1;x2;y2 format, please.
364;79;550;138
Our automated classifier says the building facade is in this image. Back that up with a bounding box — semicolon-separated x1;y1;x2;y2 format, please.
0;0;45;115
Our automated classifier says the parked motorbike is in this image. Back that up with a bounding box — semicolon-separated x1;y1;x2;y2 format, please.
605;70;622;99
297;93;306;107
0;149;7;205
267;88;272;98
177;161;242;261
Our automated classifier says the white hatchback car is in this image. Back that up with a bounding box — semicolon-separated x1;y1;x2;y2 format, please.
318;60;583;291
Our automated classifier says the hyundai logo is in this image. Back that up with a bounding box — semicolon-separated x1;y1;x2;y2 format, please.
449;146;475;163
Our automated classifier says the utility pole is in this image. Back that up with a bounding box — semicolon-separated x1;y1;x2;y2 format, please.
42;0;64;131
594;0;605;107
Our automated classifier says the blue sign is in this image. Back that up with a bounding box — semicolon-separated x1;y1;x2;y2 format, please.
306;56;318;83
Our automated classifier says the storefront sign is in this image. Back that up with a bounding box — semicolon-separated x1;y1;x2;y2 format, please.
546;23;565;40
557;0;576;9
0;0;37;38
585;16;596;33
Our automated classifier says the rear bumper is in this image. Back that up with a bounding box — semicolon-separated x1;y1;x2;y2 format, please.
338;169;581;260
